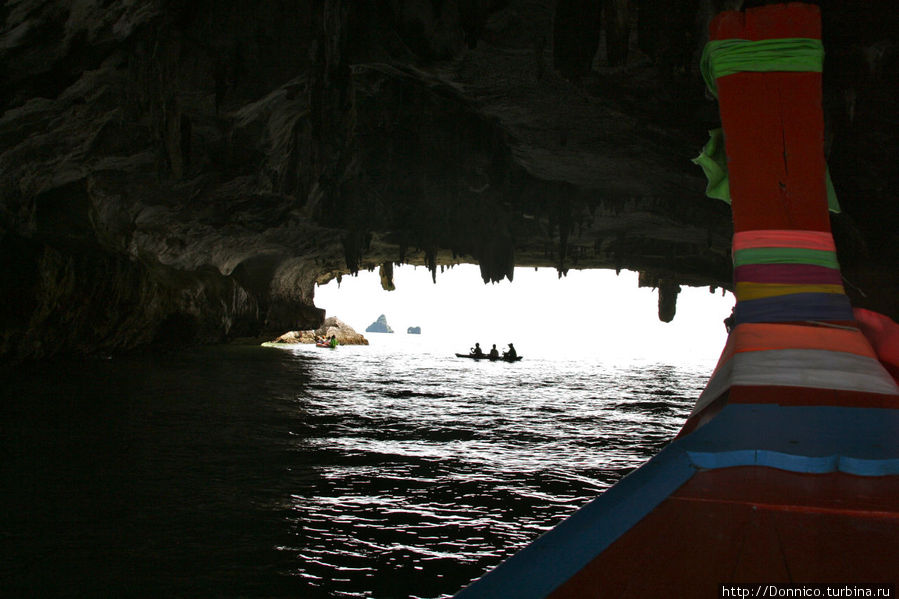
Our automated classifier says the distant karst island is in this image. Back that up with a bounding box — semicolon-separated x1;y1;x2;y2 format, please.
407;326;421;334
269;317;368;345
366;315;394;334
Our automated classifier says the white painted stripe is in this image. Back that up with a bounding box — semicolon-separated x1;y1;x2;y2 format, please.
691;349;899;416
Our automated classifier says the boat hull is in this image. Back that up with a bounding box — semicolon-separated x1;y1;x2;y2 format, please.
453;4;899;597
455;353;522;362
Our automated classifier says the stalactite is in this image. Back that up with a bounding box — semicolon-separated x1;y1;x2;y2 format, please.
476;234;515;284
426;248;438;283
341;231;370;275
657;278;681;323
379;262;395;291
557;200;572;275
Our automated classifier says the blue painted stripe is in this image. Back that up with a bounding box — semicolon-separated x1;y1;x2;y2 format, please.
838;456;899;476
687;450;899;475
454;446;696;598
680;403;899;476
734;292;853;324
455;402;899;598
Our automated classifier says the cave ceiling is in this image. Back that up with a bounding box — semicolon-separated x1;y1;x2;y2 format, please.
0;0;897;359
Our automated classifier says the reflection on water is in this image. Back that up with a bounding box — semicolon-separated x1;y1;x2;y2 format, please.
0;342;710;598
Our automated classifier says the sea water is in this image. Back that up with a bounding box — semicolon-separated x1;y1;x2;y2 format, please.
0;337;712;598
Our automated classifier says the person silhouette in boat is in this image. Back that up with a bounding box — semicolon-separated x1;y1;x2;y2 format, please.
471;342;484;357
329;335;338;349
489;344;499;359
503;343;517;359
723;308;735;333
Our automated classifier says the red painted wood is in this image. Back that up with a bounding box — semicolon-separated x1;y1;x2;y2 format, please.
727;385;899;409
541;8;898;597
710;4;829;233
719;72;829;233
548;468;899;598
710;3;821;42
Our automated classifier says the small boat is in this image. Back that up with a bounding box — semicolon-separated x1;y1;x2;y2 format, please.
316;342;336;348
454;5;899;597
455;353;522;362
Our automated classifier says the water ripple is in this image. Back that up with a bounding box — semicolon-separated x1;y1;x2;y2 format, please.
0;344;710;598
280;344;707;597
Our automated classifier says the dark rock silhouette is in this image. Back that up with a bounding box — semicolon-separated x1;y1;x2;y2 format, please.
366;315;394;334
407;326;421;335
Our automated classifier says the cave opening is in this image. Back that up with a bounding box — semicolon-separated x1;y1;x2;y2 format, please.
314;264;734;365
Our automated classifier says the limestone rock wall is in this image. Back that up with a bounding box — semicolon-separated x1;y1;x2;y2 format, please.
271;316;368;346
1;1;897;360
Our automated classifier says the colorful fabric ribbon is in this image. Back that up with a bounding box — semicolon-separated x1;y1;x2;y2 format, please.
734;230;835;251
693;323;899;418
731;229;852;324
733;293;853;324
734;264;842;285
700;37;824;98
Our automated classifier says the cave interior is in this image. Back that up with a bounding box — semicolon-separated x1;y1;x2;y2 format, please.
1;0;896;360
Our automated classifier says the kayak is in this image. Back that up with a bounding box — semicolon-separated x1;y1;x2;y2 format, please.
316;342;336;348
455;353;522;362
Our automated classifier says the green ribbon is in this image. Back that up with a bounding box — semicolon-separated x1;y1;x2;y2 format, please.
692;128;731;203
694;37;838;212
733;247;840;268
700;37;824;98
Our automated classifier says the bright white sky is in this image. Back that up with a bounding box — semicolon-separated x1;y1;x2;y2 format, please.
315;265;735;366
